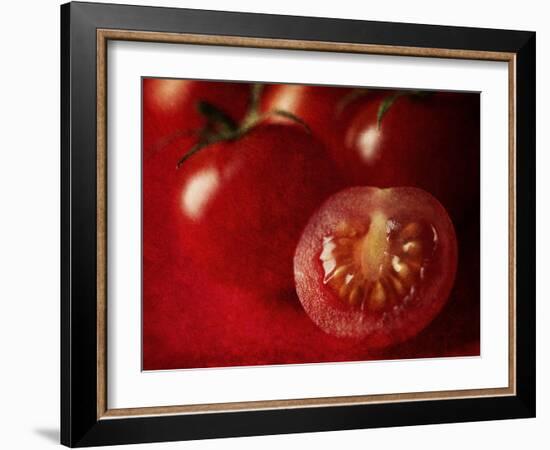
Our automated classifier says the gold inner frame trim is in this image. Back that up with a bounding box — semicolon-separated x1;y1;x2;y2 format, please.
96;28;517;420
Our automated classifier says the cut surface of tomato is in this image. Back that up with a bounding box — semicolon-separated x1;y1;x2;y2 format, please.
294;187;458;348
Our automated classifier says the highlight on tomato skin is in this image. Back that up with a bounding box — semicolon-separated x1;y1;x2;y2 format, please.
294;186;458;349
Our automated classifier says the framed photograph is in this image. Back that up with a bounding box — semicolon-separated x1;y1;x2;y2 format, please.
61;1;536;447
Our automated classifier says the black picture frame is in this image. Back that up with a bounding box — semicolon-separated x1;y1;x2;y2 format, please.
61;1;536;447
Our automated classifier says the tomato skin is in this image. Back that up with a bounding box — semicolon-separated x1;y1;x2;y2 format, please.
334;91;480;224
174;123;344;294
261;84;353;150
294;186;458;348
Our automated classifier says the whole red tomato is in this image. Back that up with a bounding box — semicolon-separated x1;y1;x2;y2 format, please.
174;122;343;295
333;91;480;224
294;186;458;348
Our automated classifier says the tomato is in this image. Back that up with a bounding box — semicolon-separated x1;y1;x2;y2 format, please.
333;91;480;224
175;123;343;294
261;84;353;150
142;79;251;270
143;78;251;155
294;186;458;348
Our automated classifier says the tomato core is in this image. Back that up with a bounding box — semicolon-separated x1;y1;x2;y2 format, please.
320;213;437;313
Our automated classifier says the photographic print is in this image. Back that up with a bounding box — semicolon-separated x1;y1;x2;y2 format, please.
142;79;480;371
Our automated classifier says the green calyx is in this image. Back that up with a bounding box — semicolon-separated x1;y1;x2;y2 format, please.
377;90;432;129
176;83;309;169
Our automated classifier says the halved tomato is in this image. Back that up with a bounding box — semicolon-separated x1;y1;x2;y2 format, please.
294;186;458;348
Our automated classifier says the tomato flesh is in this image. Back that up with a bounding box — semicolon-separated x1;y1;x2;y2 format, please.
294;186;457;347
